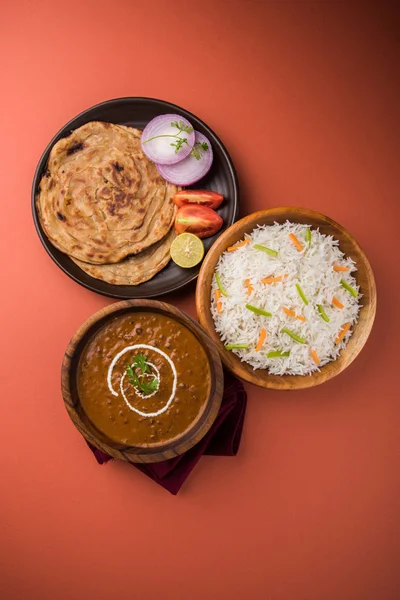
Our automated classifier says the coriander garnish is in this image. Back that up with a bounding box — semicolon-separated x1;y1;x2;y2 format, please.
126;353;159;395
190;141;209;160
142;120;194;154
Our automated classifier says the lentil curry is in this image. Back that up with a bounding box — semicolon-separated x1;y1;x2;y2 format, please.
77;312;211;446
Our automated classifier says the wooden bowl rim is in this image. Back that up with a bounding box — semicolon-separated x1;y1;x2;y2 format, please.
62;299;224;463
196;206;377;390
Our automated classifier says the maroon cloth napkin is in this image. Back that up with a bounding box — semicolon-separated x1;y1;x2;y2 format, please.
87;371;247;495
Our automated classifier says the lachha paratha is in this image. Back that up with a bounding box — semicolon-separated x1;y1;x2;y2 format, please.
36;122;177;265
71;227;176;286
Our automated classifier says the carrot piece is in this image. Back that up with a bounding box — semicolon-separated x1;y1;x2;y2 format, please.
256;328;267;352
262;276;283;284
311;349;320;365
244;278;253;295
333;265;350;272
289;233;303;252
227;239;250;252
214;289;222;314
284;307;306;322
332;297;344;309
335;322;351;344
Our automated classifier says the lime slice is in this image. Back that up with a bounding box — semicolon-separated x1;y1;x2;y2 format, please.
170;233;204;268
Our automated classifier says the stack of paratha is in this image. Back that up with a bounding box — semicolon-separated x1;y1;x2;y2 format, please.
36;121;178;285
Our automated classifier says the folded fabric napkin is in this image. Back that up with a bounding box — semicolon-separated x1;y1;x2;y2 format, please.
87;371;247;495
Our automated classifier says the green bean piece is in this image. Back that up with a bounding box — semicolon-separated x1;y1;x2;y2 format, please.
253;244;278;257
317;304;330;322
266;350;291;358
340;279;358;298
215;272;229;297
245;304;272;317
281;327;307;344
296;283;309;305
225;344;249;350
305;228;312;244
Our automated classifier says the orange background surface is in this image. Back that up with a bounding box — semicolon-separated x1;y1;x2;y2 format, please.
1;1;399;599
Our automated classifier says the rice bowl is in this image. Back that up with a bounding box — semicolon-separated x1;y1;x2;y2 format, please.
210;221;361;376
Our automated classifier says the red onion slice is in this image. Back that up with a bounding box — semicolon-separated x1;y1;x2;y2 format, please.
155;131;213;185
141;114;195;165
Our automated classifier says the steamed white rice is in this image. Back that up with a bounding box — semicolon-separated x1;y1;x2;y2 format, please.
211;221;361;375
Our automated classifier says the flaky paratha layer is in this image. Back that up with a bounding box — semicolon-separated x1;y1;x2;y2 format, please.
71;227;176;285
36;121;177;265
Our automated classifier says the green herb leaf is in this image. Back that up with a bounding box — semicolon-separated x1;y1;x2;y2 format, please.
126;363;134;377
133;353;150;374
143;120;194;146
171;120;194;134
127;362;140;387
139;378;159;395
126;354;159;395
170;137;188;153
190;141;209;160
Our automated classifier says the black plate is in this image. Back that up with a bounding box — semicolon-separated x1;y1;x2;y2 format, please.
32;97;239;298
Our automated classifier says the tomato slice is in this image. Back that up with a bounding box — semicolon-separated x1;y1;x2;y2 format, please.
173;190;224;209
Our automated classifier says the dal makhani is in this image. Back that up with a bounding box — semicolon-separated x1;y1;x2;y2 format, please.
77;312;211;446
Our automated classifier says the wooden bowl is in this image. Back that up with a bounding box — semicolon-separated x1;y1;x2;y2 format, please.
196;207;376;390
62;300;223;463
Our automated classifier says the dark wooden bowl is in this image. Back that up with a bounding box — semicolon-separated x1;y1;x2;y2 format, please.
62;300;223;462
196;207;376;390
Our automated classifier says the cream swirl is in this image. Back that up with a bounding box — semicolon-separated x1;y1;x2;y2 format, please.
107;344;177;418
